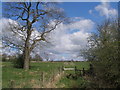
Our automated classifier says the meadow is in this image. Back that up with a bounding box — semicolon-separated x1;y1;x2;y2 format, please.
2;61;90;88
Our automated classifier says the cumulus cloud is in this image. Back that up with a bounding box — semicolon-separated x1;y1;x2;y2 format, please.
1;18;26;47
1;18;23;56
1;18;44;56
1;18;95;61
46;18;95;60
95;0;117;18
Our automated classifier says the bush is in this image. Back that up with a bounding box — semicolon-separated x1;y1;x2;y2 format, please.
2;54;9;62
13;54;24;68
81;19;120;88
2;57;7;62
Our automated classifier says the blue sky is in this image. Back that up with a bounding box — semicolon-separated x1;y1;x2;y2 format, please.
1;2;118;26
51;2;118;60
1;1;119;61
59;2;118;23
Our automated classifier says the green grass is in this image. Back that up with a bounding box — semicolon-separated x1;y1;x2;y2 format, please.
56;61;90;88
2;61;90;88
56;76;87;88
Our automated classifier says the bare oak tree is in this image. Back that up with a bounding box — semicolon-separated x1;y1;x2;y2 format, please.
2;2;66;70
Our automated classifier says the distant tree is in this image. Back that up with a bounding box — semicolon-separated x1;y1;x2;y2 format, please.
2;2;66;70
33;54;43;61
81;19;120;88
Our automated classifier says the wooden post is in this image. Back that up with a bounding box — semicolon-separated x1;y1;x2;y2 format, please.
61;66;64;71
41;72;44;88
80;70;82;76
75;66;77;74
82;68;85;76
52;71;55;82
10;80;15;88
89;64;94;76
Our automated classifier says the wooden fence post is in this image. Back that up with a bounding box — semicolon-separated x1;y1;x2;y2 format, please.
9;80;15;88
80;70;82;76
52;71;55;82
82;68;85;76
41;72;44;88
75;66;77;74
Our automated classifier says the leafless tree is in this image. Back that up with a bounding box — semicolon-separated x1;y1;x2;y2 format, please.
2;2;66;70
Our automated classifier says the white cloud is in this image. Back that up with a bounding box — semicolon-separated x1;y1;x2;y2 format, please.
94;0;117;18
1;18;25;46
1;18;44;56
1;17;95;61
45;18;95;60
89;10;93;14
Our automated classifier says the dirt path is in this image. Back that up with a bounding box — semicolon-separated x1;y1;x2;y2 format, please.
45;72;64;88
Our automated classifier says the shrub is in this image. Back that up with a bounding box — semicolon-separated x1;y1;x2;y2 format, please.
13;54;24;68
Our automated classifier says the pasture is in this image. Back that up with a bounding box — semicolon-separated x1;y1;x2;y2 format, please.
2;61;90;88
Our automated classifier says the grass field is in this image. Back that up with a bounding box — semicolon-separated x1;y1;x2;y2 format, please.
2;61;90;88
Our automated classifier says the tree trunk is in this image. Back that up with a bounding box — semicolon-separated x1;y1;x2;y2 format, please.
23;29;31;70
23;46;30;70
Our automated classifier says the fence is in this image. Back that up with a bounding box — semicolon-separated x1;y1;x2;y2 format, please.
39;66;63;88
62;66;90;77
8;66;64;88
8;65;93;88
